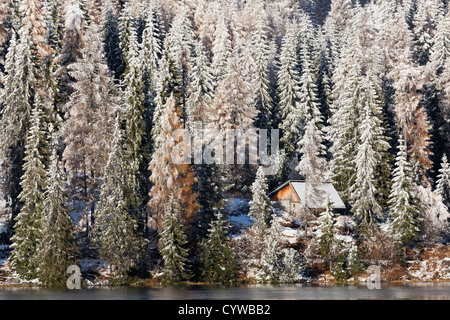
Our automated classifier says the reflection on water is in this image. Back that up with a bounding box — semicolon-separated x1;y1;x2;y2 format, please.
0;282;449;300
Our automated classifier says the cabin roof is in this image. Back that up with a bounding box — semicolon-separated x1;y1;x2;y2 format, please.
269;180;346;209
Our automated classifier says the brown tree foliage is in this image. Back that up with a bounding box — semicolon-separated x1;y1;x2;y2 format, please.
148;94;199;231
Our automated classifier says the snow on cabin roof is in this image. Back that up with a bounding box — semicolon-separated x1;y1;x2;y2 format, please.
269;180;346;209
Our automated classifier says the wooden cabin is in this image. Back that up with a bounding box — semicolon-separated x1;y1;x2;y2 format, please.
269;180;346;218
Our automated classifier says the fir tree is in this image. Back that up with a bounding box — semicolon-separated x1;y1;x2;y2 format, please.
412;2;434;66
317;198;340;270
346;241;364;276
9;104;47;280
251;17;274;130
278;22;301;153
436;154;450;209
122;21;147;220
186;41;214;130
431;10;450;73
92;117;144;277
101;0;123;80
118;0;134;72
200;212;238;284
54;0;85;103
159;195;191;283
211;15;231;85
37;150;79;286
278;248;305;283
258;215;283;283
141;4;162;85
388;137;421;245
296;118;328;218
350;101;386;229
62;22;120;238
248;167;272;235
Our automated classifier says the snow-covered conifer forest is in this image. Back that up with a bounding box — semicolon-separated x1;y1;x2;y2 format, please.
0;0;449;287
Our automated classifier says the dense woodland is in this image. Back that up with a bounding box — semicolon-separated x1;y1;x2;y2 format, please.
0;0;449;286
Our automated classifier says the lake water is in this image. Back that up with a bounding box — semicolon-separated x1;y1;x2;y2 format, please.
0;282;449;300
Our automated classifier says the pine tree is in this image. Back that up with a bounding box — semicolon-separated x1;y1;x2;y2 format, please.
101;0;123;80
248;167;272;235
436;154;450;209
390;56;433;186
297;42;321;126
92;117;144;277
148;94;199;231
258;215;283;283
0;31;31;219
296;118;328;214
278;248;305;283
211;15;231;85
251;17;274;130
151;48;183;145
165;6;195;119
317;198;340;270
186;41;214;129
37;150;79;286
388;137;421;245
346;241;364;276
122;21;147;220
412;2;435;66
159;195;191;283
200;212;238;284
43;0;64;53
207;48;257;191
350;100;387;229
9;104;47;280
62;21;120;239
118;0;134;72
54;0;85;103
191;162;224;243
141;4;162;86
431;9;450;73
278;22;301;153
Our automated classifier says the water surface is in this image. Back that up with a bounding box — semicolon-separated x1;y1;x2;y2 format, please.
0;282;449;300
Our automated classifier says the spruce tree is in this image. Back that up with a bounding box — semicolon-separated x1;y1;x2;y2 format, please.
296;118;329;220
141;5;162;86
159;195;191;283
278;248;305;283
431;10;450;73
248;167;272;235
258;215;283;283
9;104;47;280
346;241;364;276
251;17;274;130
200;212;238;284
62;22;120;238
350;102;386;229
388;137;421;245
317;198;340;270
101;0;123;80
436;154;450;209
37;150;79;286
92;117;144;277
278;22;301;153
186;41;214;129
122;21;147;220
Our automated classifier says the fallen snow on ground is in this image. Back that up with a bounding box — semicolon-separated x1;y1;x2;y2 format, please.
407;258;450;281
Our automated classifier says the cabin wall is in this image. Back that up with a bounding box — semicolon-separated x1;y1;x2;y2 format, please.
270;185;300;202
